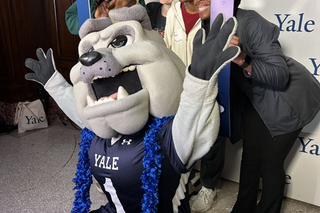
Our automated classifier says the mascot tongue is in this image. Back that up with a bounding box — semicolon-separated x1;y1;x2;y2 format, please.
87;86;129;106
102;86;129;101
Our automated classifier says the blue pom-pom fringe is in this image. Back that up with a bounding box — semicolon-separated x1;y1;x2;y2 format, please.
141;116;173;213
72;128;95;213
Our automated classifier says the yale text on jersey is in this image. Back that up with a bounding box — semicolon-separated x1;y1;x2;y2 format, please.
95;154;119;170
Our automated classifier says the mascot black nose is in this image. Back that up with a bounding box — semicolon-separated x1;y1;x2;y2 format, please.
79;51;103;66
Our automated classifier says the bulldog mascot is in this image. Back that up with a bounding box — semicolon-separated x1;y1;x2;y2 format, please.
25;5;239;213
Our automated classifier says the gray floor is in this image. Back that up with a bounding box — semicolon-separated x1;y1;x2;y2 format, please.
1;121;319;213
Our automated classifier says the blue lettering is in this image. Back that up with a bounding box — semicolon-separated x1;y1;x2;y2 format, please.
275;13;315;32
275;14;290;31
310;144;320;156
299;137;320;156
310;58;320;76
298;137;313;153
298;13;303;32
305;20;315;32
286;20;296;32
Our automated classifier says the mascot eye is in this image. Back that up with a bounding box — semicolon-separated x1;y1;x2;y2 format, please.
110;35;133;48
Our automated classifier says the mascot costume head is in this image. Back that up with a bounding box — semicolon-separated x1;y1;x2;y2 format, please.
25;5;240;213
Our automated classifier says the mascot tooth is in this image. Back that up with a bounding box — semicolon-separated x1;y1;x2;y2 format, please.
25;5;240;213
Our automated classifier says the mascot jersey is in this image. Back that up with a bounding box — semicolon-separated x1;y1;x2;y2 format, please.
89;118;192;213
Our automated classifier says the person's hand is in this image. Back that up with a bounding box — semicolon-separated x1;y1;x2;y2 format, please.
94;0;116;18
229;35;240;48
229;35;246;66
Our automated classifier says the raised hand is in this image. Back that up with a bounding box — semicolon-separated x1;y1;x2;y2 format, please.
94;0;116;18
189;13;241;80
25;48;57;86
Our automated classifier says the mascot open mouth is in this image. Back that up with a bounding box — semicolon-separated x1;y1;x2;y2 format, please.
89;68;143;105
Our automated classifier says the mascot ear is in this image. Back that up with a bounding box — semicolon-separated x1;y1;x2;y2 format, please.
79;17;113;39
109;5;152;30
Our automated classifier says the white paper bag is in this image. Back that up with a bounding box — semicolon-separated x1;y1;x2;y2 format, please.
14;99;48;133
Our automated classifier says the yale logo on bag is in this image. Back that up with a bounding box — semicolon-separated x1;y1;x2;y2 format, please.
14;99;48;133
25;114;46;124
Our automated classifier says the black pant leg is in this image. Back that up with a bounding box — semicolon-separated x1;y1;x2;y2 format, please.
232;98;302;213
255;127;301;213
231;99;264;213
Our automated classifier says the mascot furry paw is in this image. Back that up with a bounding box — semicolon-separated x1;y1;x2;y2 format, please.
25;5;239;213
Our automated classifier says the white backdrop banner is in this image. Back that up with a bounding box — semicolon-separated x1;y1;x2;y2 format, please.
222;0;320;207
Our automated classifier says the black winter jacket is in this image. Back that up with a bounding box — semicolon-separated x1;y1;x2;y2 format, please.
230;9;320;143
